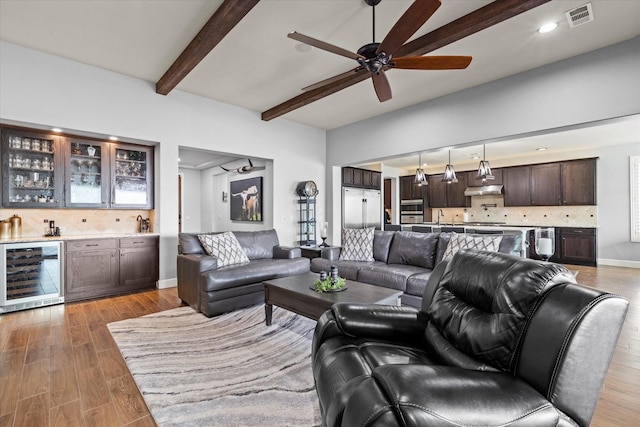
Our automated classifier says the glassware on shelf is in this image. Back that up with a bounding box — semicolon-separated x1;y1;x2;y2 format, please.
534;227;555;261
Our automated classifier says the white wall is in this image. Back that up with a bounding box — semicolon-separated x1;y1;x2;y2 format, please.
0;41;326;282
200;158;272;232
178;169;202;232
326;37;640;263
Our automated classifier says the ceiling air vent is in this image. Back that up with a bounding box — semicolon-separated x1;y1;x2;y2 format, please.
565;3;594;28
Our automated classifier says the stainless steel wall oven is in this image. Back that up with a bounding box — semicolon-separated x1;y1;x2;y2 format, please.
400;199;424;224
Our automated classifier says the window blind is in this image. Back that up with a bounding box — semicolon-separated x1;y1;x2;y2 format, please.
631;156;640;242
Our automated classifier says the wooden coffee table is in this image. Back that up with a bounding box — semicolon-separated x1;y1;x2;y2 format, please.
263;272;402;325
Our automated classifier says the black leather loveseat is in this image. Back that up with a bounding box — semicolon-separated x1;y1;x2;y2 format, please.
177;229;309;316
312;250;628;427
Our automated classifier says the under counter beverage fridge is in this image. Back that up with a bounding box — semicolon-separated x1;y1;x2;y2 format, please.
1;241;64;314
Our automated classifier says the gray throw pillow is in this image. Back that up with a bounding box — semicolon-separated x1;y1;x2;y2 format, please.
443;232;503;260
198;232;250;267
339;227;375;262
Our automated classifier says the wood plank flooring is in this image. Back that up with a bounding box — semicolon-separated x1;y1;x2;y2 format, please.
0;264;638;426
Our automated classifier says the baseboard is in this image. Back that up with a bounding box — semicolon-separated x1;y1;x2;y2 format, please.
597;258;640;269
157;278;177;289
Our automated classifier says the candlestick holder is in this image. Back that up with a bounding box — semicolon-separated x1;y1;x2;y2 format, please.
534;227;555;261
319;221;329;247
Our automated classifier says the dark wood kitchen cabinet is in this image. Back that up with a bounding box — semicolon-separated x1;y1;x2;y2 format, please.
427;174;446;208
65;235;159;302
342;166;381;189
65;238;119;302
428;173;468;208
400;175;427;200
558;227;597;266
504;166;531;206
119;236;159;290
530;163;561;206
505;164;561;206
561;158;597;205
504;159;596;207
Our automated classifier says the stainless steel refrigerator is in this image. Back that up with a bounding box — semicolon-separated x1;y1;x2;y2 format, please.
342;187;382;229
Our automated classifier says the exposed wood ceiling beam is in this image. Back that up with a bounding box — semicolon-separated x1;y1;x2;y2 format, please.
261;0;551;122
156;0;260;95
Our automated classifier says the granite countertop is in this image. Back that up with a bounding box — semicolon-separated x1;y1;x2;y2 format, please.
0;233;159;244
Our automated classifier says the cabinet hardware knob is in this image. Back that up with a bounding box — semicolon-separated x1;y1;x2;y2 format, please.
86;244;99;247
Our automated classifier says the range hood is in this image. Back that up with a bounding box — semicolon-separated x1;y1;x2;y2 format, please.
464;185;504;197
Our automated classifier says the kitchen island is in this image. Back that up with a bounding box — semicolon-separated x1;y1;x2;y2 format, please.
401;223;534;258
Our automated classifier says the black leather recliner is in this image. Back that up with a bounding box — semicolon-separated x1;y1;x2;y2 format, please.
312;250;628;427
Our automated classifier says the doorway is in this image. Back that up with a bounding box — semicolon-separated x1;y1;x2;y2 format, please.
178;173;183;233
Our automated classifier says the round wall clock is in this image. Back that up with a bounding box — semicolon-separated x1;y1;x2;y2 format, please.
297;180;318;197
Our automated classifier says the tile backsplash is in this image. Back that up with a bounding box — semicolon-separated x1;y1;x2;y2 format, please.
0;209;154;237
430;195;597;227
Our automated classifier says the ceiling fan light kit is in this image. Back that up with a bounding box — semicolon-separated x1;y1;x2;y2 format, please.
287;0;471;103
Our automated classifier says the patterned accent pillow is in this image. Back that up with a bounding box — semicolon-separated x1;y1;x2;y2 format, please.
340;227;375;262
443;232;503;260
198;232;250;267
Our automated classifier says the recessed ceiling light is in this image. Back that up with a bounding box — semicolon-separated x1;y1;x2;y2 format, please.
538;22;558;33
109;136;118;141
51;127;62;133
536;147;549;151
178;158;181;162
471;155;480;160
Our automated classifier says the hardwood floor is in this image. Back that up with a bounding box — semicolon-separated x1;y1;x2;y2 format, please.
0;264;638;426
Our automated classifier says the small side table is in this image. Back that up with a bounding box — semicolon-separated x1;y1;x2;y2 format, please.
300;245;339;260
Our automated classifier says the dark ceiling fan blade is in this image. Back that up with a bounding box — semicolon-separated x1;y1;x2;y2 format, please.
372;71;392;102
302;67;365;92
376;0;441;56
392;55;472;70
262;0;552;121
288;31;364;60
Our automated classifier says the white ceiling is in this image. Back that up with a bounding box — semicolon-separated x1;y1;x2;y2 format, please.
1;0;639;131
1;1;639;169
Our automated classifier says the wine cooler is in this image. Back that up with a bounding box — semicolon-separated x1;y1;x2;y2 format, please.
1;241;64;314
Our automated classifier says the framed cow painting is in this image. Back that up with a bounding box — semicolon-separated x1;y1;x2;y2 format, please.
229;177;263;222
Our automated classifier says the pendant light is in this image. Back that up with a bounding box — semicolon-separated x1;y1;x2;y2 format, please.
414;153;426;186
476;144;494;183
442;150;458;184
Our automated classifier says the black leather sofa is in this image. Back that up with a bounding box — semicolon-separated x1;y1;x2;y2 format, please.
312;250;628;427
177;229;310;316
311;230;522;308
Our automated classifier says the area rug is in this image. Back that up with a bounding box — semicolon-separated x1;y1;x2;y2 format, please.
107;305;321;426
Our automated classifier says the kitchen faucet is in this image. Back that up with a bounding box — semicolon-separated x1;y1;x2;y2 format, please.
437;209;444;225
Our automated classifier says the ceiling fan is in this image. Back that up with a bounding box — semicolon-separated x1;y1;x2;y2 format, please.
288;0;472;102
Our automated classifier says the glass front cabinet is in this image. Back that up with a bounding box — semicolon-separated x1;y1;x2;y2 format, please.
1;127;153;209
111;144;153;209
66;138;110;208
1;128;64;207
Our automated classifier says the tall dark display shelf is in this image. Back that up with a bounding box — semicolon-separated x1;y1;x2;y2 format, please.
298;195;317;246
